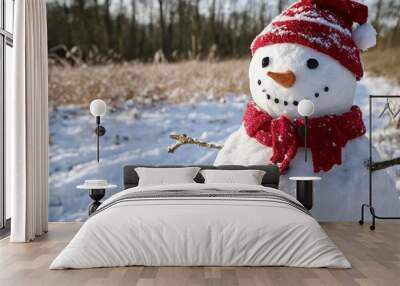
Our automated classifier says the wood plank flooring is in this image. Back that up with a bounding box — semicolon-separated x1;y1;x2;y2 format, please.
0;222;399;286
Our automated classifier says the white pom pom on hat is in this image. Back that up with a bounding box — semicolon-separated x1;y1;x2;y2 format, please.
352;23;377;51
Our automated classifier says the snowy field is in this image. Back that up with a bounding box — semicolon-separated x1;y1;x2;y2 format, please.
49;75;400;221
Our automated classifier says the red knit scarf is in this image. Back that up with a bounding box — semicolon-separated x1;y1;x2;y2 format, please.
243;102;366;174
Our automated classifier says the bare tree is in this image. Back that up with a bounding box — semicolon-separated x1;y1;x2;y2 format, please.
104;0;113;50
149;1;155;56
191;0;201;57
177;0;185;55
258;0;268;30
130;0;137;58
277;0;286;14
209;0;218;47
373;0;383;32
158;0;168;57
167;1;176;58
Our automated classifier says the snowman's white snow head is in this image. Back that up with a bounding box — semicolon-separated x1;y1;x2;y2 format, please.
249;44;358;118
249;0;377;119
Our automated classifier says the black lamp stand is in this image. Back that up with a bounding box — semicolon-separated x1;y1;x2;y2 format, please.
304;116;308;162
296;180;314;210
298;116;309;162
95;116;106;162
88;189;105;215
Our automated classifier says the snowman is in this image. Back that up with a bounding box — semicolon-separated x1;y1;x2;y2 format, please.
215;0;400;221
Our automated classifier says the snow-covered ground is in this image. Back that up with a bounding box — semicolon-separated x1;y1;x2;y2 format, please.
49;75;400;221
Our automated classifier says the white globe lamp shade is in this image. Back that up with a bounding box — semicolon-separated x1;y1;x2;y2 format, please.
297;99;315;117
90;99;107;117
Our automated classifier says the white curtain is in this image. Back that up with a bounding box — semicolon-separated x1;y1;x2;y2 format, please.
8;0;49;242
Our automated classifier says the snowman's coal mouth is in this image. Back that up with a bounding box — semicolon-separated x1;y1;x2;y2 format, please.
314;86;329;98
263;90;299;107
261;84;329;108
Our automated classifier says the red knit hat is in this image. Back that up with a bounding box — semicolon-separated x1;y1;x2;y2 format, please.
251;0;377;80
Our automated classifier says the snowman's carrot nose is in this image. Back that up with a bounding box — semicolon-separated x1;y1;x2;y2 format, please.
267;71;296;88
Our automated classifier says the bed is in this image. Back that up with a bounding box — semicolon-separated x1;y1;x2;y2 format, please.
50;165;350;269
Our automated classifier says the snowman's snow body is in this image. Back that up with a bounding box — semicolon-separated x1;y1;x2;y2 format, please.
215;43;400;221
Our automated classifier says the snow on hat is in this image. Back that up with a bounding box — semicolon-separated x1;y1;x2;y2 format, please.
251;0;377;80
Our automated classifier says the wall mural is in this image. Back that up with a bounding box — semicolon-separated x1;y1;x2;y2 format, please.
48;0;400;221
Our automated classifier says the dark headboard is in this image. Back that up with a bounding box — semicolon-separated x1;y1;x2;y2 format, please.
123;165;280;189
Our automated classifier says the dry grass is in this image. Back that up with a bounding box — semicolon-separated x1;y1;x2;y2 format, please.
48;59;250;107
363;47;400;84
49;49;400;107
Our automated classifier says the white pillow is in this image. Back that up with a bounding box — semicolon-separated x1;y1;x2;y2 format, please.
200;169;266;185
135;167;200;186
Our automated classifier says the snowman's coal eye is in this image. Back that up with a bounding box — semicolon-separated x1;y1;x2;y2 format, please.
307;58;319;69
262;57;270;68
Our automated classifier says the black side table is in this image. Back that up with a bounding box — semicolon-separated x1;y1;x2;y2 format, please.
289;177;321;210
88;189;106;215
77;182;117;215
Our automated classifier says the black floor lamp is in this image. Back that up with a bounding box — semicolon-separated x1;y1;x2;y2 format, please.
297;99;315;162
89;99;107;162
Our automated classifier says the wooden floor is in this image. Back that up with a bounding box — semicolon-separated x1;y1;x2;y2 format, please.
0;222;399;286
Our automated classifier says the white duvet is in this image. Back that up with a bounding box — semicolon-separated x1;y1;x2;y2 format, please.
50;183;350;269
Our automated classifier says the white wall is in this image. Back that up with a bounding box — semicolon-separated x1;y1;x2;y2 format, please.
5;44;12;219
